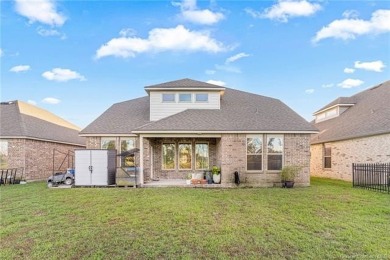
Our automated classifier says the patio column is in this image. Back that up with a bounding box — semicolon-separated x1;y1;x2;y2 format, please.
139;135;144;186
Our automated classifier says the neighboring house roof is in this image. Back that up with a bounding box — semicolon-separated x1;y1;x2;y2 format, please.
144;78;225;92
313;96;356;115
311;81;390;144
81;80;316;135
0;101;85;146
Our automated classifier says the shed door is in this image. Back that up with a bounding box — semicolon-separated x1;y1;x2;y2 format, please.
75;150;92;185
91;150;108;185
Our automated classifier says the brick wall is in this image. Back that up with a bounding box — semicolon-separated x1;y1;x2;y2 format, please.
219;133;311;187
86;137;100;149
310;133;390;181
4;138;85;181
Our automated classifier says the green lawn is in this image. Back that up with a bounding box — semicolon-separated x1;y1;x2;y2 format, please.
1;178;389;259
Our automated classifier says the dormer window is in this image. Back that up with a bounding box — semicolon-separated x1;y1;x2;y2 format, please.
179;93;192;102
162;94;175;102
195;93;208;102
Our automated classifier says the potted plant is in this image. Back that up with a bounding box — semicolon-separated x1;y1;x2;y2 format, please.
186;173;192;185
281;166;301;188
211;165;221;184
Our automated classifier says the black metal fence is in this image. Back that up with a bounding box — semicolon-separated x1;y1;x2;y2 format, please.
352;163;390;193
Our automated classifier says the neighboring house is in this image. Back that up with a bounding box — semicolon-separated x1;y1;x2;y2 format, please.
310;81;390;181
0;101;86;180
80;79;317;187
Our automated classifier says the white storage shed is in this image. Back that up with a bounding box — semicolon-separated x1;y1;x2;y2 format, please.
75;149;116;186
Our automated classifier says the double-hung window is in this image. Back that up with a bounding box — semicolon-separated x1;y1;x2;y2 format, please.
247;136;263;171
267;135;283;170
162;143;176;170
324;145;331;169
178;143;192;170
195;143;209;170
101;137;116;150
120;138;136;167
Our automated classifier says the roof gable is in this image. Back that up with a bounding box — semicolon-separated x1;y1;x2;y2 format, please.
144;78;225;92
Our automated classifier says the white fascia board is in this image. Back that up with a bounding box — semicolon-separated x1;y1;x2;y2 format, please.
313;104;355;116
79;133;138;137
132;130;319;135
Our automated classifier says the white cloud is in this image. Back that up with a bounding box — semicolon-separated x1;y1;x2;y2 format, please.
342;10;359;19
344;67;355;74
15;0;66;26
354;60;385;72
207;80;226;86
337;78;364;89
173;0;224;25
37;27;66;39
305;88;314;94
95;25;229;59
321;83;334;88
205;70;216;75
42;97;60;104
0;48;3;57
312;9;390;43
119;28;137;37
247;0;321;22
42;68;86;82
225;52;250;64
27;100;37;106
9;65;31;73
215;64;241;73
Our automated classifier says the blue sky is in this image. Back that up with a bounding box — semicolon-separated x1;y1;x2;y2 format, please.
1;0;389;128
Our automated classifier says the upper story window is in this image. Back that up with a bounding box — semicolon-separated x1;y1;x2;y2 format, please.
179;93;192;103
162;94;175;102
195;93;208;102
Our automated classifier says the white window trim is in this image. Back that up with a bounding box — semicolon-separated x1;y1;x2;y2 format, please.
178;143;192;170
266;134;284;172
246;134;263;172
178;93;192;103
323;144;332;169
162;93;176;103
195;142;210;170
162;143;176;170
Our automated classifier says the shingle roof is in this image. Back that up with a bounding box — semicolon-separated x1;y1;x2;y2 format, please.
135;88;317;132
0;101;85;146
311;81;390;144
314;96;356;114
81;83;316;134
144;78;225;90
80;97;150;134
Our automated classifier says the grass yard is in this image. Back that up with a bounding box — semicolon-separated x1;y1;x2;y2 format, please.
1;178;389;259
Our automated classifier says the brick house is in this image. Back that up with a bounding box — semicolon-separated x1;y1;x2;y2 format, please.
310;81;390;181
80;79;317;187
0;101;85;180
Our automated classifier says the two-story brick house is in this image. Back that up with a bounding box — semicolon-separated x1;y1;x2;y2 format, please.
80;79;317;187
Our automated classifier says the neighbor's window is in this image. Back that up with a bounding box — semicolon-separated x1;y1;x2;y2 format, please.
247;136;262;171
179;143;192;170
162;93;175;102
179;93;192;102
195;143;209;170
101;137;116;150
195;93;208;102
324;145;331;169
0;140;8;169
120;138;136;167
162;143;176;170
267;135;283;170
